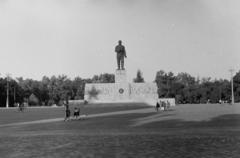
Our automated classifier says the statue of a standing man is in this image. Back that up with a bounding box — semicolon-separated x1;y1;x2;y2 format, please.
115;40;127;70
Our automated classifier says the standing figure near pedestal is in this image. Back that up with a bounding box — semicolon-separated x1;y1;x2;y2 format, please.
115;40;127;70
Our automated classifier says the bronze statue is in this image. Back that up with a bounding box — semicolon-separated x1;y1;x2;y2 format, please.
115;40;127;70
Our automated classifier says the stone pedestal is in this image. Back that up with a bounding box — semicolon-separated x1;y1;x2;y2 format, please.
84;69;158;105
115;70;127;83
84;83;131;102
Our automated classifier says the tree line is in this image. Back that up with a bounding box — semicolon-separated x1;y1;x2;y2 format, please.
0;70;239;107
0;73;114;107
154;70;240;104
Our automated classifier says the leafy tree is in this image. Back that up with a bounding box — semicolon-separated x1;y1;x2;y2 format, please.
46;75;73;105
233;71;240;102
28;93;39;106
92;73;114;83
176;72;195;87
155;70;168;97
175;72;197;103
155;70;176;98
72;77;91;100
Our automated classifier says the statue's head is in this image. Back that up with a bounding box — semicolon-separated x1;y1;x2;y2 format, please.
118;40;122;45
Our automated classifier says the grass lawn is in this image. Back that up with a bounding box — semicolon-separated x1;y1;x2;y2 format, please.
0;103;240;158
0;103;150;124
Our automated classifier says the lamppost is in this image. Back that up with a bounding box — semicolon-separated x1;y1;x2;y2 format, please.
229;69;234;104
13;86;16;105
6;74;10;108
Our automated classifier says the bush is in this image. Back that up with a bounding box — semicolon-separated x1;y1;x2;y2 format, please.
47;99;55;106
28;94;39;106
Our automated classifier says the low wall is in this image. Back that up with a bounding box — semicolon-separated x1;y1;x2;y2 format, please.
84;82;158;105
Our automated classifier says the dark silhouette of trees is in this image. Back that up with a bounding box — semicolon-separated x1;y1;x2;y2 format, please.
0;70;239;107
92;73;114;83
155;70;239;104
233;70;240;102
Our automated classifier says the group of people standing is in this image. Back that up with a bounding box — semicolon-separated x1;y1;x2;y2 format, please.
155;100;171;111
16;102;27;112
64;100;81;121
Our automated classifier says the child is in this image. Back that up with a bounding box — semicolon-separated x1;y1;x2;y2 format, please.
73;107;80;119
162;101;166;111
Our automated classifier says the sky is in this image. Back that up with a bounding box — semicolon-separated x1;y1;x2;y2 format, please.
0;0;239;82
